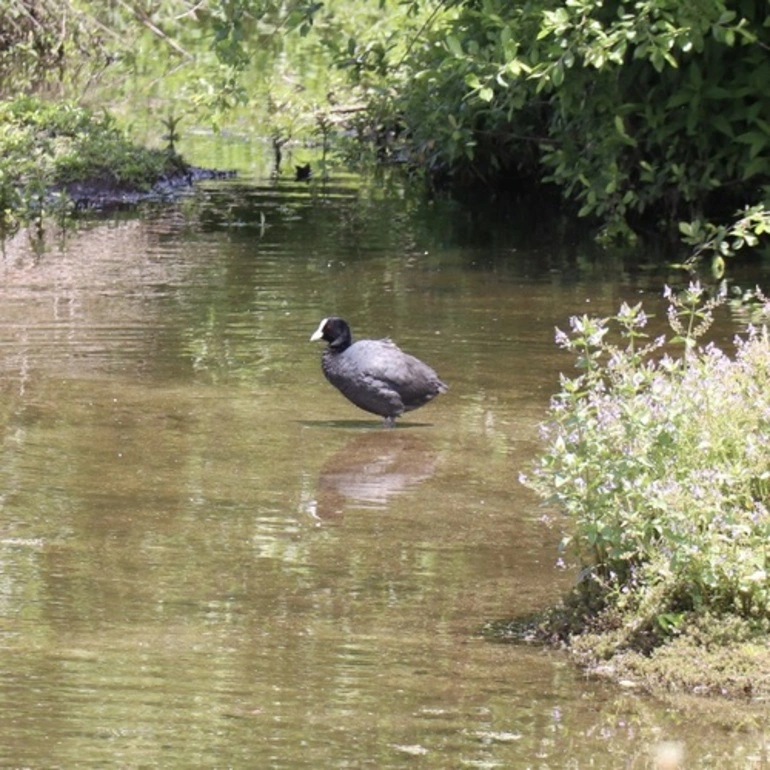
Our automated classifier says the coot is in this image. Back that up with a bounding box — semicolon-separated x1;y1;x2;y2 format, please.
310;317;447;426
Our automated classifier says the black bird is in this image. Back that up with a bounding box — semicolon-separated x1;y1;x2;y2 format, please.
295;163;312;181
310;317;447;427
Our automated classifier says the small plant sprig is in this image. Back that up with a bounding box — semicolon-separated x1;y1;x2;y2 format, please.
678;204;770;276
664;280;727;361
161;112;182;155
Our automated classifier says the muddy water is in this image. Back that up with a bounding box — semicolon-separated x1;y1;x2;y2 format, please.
0;175;765;767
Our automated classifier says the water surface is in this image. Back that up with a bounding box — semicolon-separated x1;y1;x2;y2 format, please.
0;170;766;767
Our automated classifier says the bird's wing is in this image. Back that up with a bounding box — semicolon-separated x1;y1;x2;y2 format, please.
358;342;440;394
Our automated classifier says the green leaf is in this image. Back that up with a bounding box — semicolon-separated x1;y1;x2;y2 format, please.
479;87;494;103
711;114;734;138
656;612;684;633
666;90;694;109
736;131;770;160
446;35;463;57
705;86;731;99
742;156;769;180
506;59;531;76
664;51;679;69
688;61;702;88
614;115;637;146
465;73;481;90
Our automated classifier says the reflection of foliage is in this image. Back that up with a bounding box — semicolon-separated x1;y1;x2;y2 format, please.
0;0;115;93
0;2;426;158
728;285;770;327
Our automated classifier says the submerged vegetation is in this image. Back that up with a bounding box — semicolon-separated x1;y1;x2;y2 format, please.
521;284;770;697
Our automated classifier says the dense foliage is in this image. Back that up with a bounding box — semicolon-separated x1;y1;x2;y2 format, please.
524;284;770;653
373;0;770;240
2;0;770;250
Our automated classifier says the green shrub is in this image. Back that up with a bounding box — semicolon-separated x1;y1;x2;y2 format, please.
366;0;770;239
524;284;770;635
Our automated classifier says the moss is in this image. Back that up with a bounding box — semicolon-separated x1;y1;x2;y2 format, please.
490;592;770;701
616;638;770;698
606;614;770;699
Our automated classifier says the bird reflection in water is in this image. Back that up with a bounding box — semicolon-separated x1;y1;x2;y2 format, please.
303;431;441;520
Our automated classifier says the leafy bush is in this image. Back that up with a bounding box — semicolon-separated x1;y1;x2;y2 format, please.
371;0;770;239
524;284;770;639
0;0;113;96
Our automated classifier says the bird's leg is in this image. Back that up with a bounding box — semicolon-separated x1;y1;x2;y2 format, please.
382;416;396;428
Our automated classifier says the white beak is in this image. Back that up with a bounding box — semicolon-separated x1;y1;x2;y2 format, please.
310;318;328;341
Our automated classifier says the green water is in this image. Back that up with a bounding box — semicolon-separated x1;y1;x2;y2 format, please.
0;159;767;768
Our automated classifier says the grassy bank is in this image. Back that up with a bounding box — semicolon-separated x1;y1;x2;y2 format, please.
518;283;770;698
0;96;190;238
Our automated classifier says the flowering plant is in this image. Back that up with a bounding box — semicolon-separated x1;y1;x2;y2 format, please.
525;284;770;633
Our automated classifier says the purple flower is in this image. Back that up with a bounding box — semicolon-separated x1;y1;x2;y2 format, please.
554;327;570;347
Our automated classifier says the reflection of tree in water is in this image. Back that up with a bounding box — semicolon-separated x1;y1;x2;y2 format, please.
0;216;204;382
308;431;441;520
